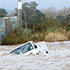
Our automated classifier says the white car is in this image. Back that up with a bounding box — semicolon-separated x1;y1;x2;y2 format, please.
10;41;49;55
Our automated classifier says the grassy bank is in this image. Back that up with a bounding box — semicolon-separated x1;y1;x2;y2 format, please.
1;17;70;45
1;28;70;45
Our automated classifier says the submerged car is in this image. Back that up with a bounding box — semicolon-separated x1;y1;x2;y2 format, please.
10;41;49;55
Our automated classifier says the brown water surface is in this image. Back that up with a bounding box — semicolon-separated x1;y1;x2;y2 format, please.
0;41;70;70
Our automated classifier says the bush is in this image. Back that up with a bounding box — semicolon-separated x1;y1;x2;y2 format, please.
0;40;2;44
45;32;68;42
2;33;19;45
1;16;70;45
66;31;70;40
1;32;46;45
31;32;46;42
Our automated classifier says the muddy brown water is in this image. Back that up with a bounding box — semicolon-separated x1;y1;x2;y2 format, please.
0;41;70;70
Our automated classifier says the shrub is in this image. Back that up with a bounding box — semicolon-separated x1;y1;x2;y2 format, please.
1;32;46;45
31;32;45;42
1;33;19;45
45;32;68;42
66;31;70;40
0;40;2;44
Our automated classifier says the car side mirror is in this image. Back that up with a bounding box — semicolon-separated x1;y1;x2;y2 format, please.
46;51;48;54
34;45;37;49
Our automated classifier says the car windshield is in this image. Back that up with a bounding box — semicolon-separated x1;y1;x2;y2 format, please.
10;43;34;54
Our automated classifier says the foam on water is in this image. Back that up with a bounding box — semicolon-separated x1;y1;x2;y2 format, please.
0;42;70;70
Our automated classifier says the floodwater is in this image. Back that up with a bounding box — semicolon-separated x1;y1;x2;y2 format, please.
0;41;70;70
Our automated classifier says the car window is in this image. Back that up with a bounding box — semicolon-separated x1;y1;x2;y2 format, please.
22;43;34;54
10;43;34;54
10;47;23;54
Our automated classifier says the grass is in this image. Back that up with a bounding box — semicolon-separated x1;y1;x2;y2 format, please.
45;32;68;42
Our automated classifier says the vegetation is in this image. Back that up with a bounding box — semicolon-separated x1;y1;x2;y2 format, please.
0;8;7;17
15;1;46;25
1;2;70;45
0;40;2;44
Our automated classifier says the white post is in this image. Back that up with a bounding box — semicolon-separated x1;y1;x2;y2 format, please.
17;0;22;32
18;0;22;10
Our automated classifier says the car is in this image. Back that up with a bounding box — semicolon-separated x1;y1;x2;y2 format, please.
10;41;49;55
